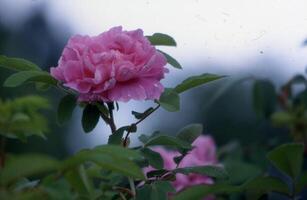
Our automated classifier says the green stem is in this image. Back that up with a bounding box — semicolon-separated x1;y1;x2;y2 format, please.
107;103;117;134
123;104;160;146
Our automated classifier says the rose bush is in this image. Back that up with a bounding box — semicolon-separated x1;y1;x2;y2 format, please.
0;26;306;200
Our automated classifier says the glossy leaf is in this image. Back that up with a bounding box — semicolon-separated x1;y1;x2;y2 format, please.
173;183;241;200
82;104;100;133
61;148;145;180
0;55;40;71
144;134;191;150
3;71;57;87
57;94;77;125
267;143;304;179
108;126;130;145
173;165;228;179
176;123;203;144
158;88;180;112
147;33;176;46
140;147;164;169
174;73;224;94
158;50;182;69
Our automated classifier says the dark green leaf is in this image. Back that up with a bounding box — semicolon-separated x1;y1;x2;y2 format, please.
173;183;241;200
108;126;130;145
61;148;145;180
243;176;290;197
158;88;180;112
82;104;100;133
57;95;76;125
173;165;228;179
150;181;176;200
138;134;151;144
136;181;175;200
94;145;144;161
144;134;191;150
267;143;304;179
146;33;176;46
176;124;203;144
140;147;164;169
65;168;89;196
132;107;154;119
136;185;152;200
223;159;262;184
0;154;59;185
295;171;307;193
253;80;276;118
174;73;224;94
0;55;41;71
158;50;182;69
3;71;57;87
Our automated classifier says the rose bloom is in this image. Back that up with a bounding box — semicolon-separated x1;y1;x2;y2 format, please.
144;135;217;200
50;26;168;102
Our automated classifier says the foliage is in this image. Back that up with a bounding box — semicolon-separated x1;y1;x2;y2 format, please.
0;31;306;200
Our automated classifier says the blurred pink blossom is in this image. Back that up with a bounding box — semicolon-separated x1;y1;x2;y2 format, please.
144;135;217;200
50;26;167;102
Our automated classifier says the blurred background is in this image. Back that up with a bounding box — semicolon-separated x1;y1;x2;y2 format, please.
1;0;307;161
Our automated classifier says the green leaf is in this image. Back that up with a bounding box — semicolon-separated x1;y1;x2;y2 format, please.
144;134;191;150
295;171;307;193
0;154;59;185
176;124;203;144
3;71;57;87
94;145;143;160
253;80;276;118
174;73;224;94
65;168;89;196
173;165;228;179
57;94;77;125
132;107;154;119
150;181;176;200
136;185;152;200
108;126;130;145
223;159;262;184
158;50;182;69
82;104;100;133
267;143;304;179
173;183;241;200
61;148;145;180
243;176;290;199
158;88;180;112
136;181;175;200
0;55;41;71
146;33;176;46
140;147;164;169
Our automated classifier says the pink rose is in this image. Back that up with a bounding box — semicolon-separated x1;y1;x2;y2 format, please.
144;135;218;200
50;26;168;102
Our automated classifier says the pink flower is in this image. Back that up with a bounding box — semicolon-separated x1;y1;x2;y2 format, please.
144;135;218;200
50;26;168;102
